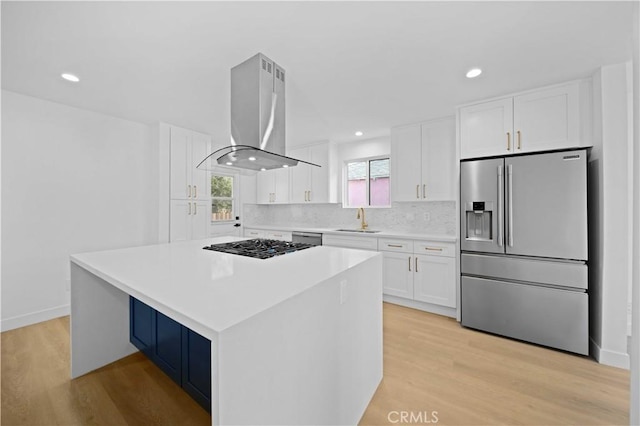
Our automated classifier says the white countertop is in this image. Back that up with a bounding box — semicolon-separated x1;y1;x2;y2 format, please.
245;224;457;243
70;237;380;335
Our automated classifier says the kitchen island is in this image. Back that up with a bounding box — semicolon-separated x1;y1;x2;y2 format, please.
70;237;383;425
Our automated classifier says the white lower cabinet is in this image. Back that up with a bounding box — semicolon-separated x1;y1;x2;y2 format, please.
414;254;456;307
322;234;378;251
382;251;414;298
243;228;292;242
170;200;210;242
379;238;456;312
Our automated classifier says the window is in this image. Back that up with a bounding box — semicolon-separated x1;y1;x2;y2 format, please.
344;157;390;207
211;174;235;221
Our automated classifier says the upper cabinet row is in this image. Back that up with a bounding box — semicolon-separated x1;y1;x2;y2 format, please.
390;117;456;201
256;142;332;204
459;80;591;159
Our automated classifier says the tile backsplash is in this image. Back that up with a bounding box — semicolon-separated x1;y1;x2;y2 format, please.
243;202;456;235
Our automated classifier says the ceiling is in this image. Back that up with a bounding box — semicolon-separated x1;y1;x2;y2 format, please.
1;1;635;147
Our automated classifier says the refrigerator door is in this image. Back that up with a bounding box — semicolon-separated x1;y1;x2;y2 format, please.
505;149;587;260
460;158;505;254
461;276;589;355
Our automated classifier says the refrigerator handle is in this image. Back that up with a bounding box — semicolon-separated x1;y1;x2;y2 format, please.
507;164;514;247
497;165;504;247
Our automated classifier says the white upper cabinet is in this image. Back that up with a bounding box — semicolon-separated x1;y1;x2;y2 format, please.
391;117;456;202
512;83;580;153
256;167;290;204
169;126;211;200
459;80;589;159
287;142;330;203
459;98;513;159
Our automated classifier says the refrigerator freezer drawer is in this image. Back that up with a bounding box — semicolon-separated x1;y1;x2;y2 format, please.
461;276;588;355
461;253;587;290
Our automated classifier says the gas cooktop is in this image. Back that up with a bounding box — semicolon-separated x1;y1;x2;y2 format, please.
203;239;314;259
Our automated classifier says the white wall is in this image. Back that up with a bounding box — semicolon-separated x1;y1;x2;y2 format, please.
630;2;639;423
1;90;158;331
588;63;633;369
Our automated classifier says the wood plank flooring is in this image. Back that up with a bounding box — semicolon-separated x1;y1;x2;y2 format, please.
1;303;629;425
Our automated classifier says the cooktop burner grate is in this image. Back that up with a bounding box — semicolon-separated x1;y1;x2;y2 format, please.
203;239;314;259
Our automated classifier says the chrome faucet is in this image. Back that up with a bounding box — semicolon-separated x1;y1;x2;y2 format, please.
356;207;368;230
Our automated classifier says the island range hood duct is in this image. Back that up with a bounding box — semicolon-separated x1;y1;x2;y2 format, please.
197;53;320;172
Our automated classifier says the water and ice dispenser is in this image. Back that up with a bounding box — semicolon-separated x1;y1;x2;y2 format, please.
464;201;493;242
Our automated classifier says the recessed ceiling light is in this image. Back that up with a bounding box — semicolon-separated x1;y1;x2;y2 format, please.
226;162;233;166
260;168;266;171
61;73;80;82
282;164;289;168
355;131;364;136
466;68;482;79
248;156;256;161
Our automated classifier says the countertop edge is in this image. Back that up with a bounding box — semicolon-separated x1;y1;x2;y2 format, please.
243;225;457;242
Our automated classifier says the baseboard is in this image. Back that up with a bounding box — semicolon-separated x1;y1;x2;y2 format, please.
383;295;457;319
590;337;630;369
1;304;70;332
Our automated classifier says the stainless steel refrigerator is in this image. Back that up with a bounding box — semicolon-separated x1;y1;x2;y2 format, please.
460;149;588;355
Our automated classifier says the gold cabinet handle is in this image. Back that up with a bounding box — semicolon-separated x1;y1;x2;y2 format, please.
188;185;192;198
408;256;411;272
506;132;511;151
425;247;443;252
194;185;197;198
416;184;420;199
415;257;418;272
194;202;197;215
517;130;521;150
188;202;191;215
387;244;403;248
423;184;426;199
308;190;311;202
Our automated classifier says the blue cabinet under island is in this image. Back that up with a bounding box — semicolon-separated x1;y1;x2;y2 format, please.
129;296;211;412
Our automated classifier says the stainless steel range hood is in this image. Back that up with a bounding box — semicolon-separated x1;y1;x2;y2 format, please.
197;53;319;172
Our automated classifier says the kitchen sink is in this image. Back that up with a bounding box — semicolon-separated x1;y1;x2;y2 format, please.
334;229;381;233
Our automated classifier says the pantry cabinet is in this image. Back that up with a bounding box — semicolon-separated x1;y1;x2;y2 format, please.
170;199;210;242
256;167;290;204
391;117;456;201
158;122;213;243
169;126;211;201
288;142;330;203
459;80;589;159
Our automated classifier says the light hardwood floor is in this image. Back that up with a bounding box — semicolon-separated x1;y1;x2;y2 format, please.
1;303;629;425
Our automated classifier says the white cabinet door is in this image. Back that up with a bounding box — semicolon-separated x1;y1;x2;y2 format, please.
382;251;414;298
191;200;211;240
421;118;456;200
265;231;292;242
414;254;456;307
190;133;211;201
244;228;266;238
273;167;290;204
391;124;422;201
308;143;329;203
256;171;273;204
460;98;513;159
170;127;191;199
513;82;580;153
169;199;191;242
288;146;309;203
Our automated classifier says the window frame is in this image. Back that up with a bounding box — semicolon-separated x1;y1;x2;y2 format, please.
210;171;238;223
342;155;391;208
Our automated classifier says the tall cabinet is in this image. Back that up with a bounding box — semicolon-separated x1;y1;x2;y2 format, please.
390;117;456;202
158;123;212;242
